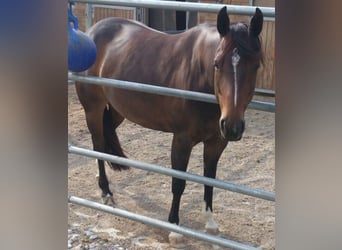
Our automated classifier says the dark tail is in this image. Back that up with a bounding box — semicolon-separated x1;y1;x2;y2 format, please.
103;106;129;171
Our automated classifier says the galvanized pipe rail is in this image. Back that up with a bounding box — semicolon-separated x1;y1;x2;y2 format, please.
254;88;275;97
68;75;275;98
68;195;260;250
70;0;275;18
69;145;275;201
69;74;275;113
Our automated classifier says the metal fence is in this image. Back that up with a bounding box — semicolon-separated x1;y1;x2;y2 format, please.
68;1;275;249
69;145;275;201
72;0;275;17
68;74;275;112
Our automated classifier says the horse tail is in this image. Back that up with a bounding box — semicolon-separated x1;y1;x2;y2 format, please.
103;105;129;171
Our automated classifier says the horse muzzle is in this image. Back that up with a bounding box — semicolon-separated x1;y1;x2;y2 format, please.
220;118;245;141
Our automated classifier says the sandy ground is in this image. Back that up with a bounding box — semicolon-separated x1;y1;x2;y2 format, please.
68;84;275;250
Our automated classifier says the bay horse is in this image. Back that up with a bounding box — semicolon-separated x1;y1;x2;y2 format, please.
75;6;263;243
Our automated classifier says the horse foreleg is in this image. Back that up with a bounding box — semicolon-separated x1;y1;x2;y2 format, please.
202;137;228;234
168;134;193;247
203;170;219;235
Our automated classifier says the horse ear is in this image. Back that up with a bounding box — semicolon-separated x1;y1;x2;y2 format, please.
249;7;263;37
217;6;230;37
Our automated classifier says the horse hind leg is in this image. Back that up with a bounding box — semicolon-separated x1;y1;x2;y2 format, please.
76;85;119;205
103;105;129;171
82;105;115;205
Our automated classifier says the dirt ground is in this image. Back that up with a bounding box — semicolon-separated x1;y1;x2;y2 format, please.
68;84;275;250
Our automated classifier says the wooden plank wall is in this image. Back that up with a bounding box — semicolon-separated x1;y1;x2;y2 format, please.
72;4;135;32
72;4;87;32
92;7;134;24
253;0;275;90
258;20;275;90
72;1;275;90
199;0;275;90
199;0;250;23
148;0;198;31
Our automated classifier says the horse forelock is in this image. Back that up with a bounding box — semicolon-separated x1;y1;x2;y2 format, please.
230;22;263;61
213;22;263;70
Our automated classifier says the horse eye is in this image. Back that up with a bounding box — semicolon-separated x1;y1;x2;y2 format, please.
213;60;220;69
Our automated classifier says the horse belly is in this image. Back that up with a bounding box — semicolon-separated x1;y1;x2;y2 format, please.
104;87;183;132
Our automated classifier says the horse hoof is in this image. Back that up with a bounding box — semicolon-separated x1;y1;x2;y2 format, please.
205;219;220;235
202;203;219;235
204;225;220;250
168;231;185;249
102;194;115;206
205;225;220;235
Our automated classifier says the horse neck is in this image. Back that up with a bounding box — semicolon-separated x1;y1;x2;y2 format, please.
181;26;220;94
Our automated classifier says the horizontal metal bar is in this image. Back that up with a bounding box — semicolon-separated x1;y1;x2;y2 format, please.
248;99;275;112
70;0;275;18
68;145;275;201
92;4;136;11
68;74;275;112
254;88;275;97
68;195;260;250
69;74;216;102
68;74;275;98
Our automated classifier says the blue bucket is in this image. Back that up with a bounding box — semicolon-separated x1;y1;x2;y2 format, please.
68;4;96;72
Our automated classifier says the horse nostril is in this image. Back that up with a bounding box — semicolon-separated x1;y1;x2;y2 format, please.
220;119;225;131
220;119;227;138
219;118;244;140
235;120;244;134
234;120;245;135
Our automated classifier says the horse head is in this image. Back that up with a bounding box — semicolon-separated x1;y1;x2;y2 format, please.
214;7;263;140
